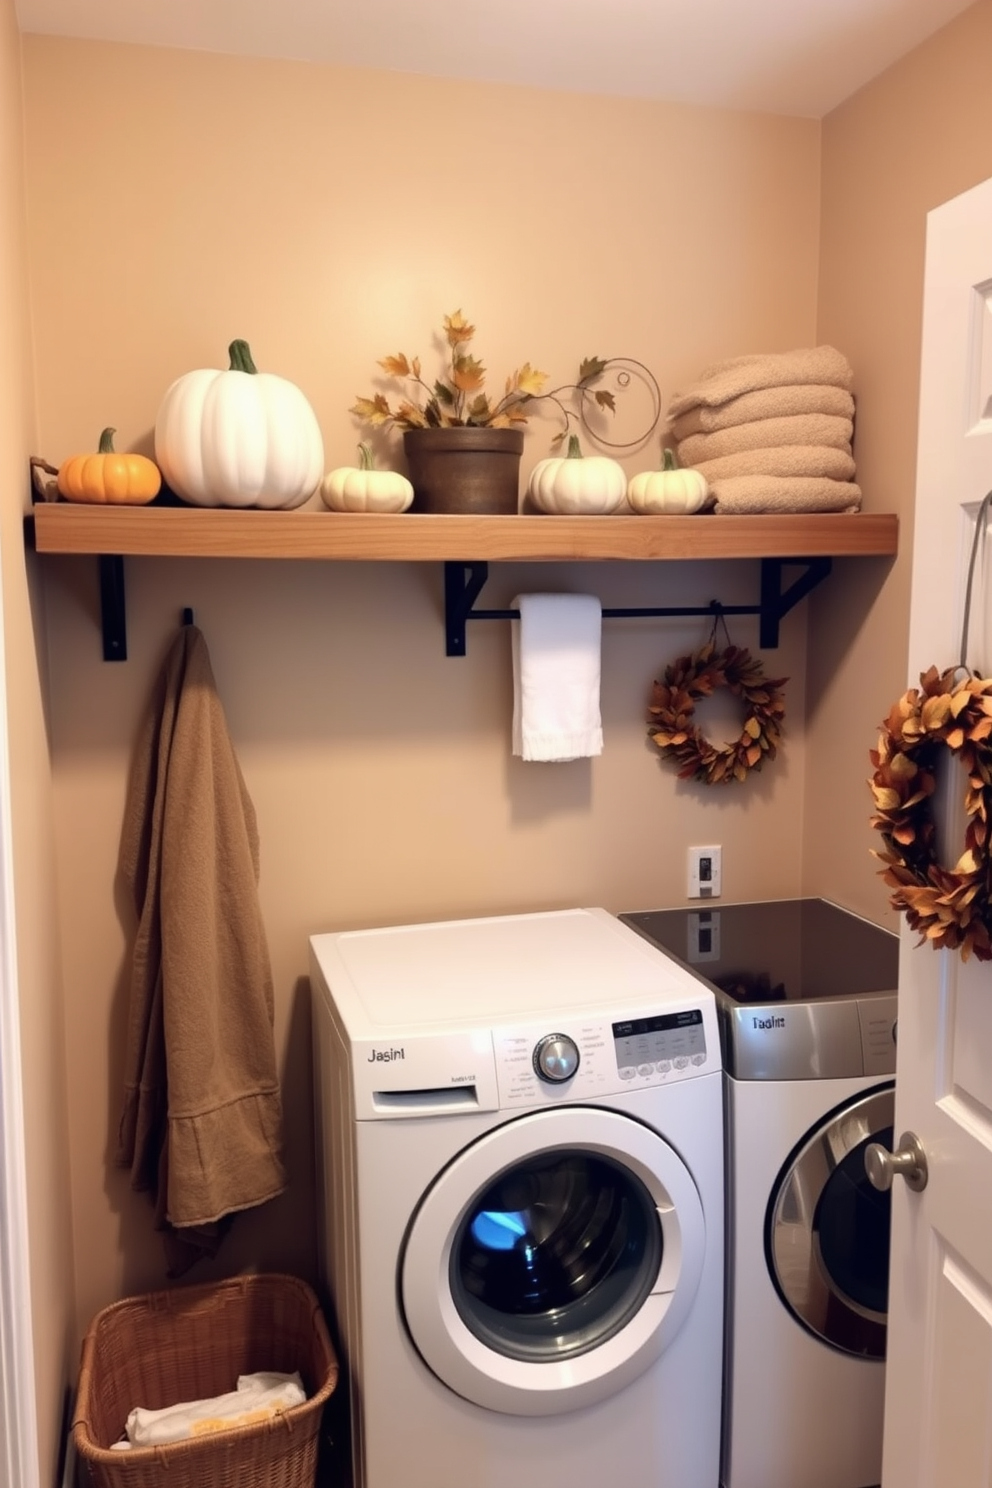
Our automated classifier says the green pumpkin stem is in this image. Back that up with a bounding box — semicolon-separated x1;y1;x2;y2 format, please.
663;447;679;470
228;339;259;375
566;433;584;459
98;427;117;453
358;443;374;470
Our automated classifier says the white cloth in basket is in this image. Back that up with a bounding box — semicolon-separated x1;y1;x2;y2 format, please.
116;1370;305;1449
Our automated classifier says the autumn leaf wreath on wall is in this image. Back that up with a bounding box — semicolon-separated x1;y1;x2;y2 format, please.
646;615;788;786
869;491;992;963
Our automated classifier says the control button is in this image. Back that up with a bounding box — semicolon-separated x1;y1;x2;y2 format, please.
533;1033;580;1083
619;1067;636;1081
637;1063;653;1077
674;1056;690;1069
691;1053;706;1065
657;1060;672;1073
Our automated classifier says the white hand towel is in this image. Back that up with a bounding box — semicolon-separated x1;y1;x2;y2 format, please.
512;594;603;762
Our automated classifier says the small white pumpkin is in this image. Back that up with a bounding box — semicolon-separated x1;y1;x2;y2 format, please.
528;434;627;515
154;339;324;509
627;447;710;515
321;444;414;513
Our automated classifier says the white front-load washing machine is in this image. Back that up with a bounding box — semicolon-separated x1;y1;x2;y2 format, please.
621;899;899;1488
309;906;724;1488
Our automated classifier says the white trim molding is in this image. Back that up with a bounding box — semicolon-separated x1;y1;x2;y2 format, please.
0;606;40;1488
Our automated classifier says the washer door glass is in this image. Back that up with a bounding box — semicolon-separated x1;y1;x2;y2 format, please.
766;1083;893;1359
401;1105;708;1416
451;1147;662;1362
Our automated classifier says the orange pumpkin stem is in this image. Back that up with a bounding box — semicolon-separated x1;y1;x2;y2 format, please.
98;427;117;453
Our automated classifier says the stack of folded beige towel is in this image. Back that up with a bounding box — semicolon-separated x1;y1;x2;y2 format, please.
667;346;860;514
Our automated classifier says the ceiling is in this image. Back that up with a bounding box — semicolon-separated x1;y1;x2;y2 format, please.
13;0;977;118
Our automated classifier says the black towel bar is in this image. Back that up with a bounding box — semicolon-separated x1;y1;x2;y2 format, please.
442;557;832;656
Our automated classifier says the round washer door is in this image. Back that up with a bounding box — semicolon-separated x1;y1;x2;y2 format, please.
400;1105;706;1416
766;1082;894;1359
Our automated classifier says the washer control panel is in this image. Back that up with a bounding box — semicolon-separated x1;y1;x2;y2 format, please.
612;1008;708;1080
494;1005;712;1108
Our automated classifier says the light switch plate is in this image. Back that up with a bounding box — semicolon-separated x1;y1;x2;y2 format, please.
688;845;722;898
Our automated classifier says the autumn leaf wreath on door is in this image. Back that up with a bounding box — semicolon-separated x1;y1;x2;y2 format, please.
869;490;992;963
646;612;788;786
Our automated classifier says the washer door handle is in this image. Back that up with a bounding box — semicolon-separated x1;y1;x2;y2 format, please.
865;1130;928;1193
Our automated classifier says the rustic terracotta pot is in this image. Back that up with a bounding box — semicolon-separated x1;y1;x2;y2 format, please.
403;427;524;515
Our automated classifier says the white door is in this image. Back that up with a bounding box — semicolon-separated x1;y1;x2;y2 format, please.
881;174;992;1485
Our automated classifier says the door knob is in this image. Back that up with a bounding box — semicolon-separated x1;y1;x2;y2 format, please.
865;1131;928;1193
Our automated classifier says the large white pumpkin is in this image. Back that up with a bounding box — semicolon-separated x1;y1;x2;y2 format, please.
528;434;627;515
154;339;324;509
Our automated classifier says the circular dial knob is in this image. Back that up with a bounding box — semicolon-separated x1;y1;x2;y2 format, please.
533;1033;580;1084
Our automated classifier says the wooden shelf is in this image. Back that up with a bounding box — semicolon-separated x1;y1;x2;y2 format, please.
29;504;899;563
26;503;899;662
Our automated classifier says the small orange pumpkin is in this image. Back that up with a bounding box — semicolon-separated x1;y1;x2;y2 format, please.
57;427;161;505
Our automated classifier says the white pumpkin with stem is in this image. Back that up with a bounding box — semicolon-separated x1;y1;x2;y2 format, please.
528;434;628;515
154;338;324;509
626;447;710;515
321;444;414;513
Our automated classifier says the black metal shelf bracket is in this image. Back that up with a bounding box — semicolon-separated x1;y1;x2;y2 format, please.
758;556;832;648
442;555;833;657
98;555;127;661
95;558;199;660
444;561;491;657
92;553;834;662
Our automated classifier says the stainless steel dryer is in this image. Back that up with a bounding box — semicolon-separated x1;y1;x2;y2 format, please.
621;898;899;1488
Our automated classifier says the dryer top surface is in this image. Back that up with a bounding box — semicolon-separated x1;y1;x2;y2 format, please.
620;898;898;1006
309;907;713;1034
619;899;899;1081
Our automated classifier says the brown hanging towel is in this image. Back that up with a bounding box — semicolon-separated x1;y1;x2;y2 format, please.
115;622;287;1276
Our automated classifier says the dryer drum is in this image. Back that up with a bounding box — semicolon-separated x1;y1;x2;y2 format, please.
450;1148;663;1362
765;1083;894;1360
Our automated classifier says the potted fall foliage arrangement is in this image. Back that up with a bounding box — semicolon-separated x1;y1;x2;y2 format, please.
351;310;623;514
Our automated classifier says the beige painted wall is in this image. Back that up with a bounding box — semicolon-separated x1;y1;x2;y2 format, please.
21;38;825;1334
0;1;75;1481
11;8;992;1474
806;0;992;917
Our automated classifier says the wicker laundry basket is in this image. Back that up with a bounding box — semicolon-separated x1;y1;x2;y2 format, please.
72;1272;338;1488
